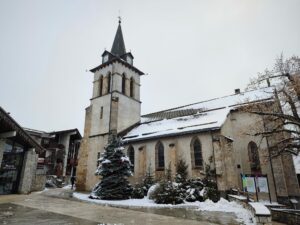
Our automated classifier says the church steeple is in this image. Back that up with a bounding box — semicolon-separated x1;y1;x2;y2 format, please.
111;20;126;57
101;19;135;66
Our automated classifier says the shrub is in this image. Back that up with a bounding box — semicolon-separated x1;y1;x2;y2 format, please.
131;184;145;199
151;180;185;205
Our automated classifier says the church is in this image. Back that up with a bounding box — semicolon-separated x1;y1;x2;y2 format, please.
76;21;300;204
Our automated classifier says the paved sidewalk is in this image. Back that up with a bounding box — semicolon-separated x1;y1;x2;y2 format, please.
0;190;218;225
0;189;287;225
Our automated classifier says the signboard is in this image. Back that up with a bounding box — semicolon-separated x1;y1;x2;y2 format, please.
245;177;256;193
257;177;269;193
241;174;271;202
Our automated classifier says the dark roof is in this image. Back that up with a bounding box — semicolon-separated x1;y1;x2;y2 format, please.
91;21;143;75
111;22;126;56
0;107;44;153
49;128;82;139
25;127;82;140
90;57;144;75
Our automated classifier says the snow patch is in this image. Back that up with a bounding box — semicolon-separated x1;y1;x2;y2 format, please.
121;156;129;162
102;159;111;164
249;202;270;216
73;193;255;225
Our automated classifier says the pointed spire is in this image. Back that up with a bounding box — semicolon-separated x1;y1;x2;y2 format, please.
111;19;126;57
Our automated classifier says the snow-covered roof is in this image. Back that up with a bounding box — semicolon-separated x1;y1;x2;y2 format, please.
123;87;274;143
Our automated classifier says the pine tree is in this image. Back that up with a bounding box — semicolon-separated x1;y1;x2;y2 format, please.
142;164;155;196
202;164;219;202
165;162;172;181
90;134;133;200
175;159;188;184
151;180;185;205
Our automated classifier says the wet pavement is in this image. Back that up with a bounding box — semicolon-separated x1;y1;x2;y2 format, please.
0;189;287;225
0;203;98;225
134;207;239;225
0;190;218;225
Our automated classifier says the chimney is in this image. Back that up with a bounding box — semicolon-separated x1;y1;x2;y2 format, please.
235;89;240;94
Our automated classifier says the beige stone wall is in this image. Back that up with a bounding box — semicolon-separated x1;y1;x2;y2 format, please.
220;111;299;201
124;133;215;182
78;61;142;191
31;174;46;192
122;110;299;202
113;62;140;101
90;95;111;136
93;65;113;98
221;112;276;199
212;133;238;192
77;104;110;191
116;93;141;132
76;106;92;191
281;154;300;196
84;135;109;191
18;149;38;194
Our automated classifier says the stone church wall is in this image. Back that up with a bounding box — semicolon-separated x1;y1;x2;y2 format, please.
84;134;108;191
90;95;111;136
93;65;112;98
115;93;141;133
113;62;141;101
124;132;216;183
220;111;300;202
76;106;92;191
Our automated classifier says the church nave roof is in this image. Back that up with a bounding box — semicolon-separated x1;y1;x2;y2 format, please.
123;87;274;143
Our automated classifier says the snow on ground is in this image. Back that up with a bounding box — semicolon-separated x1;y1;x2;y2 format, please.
249;202;270;216
73;192;255;225
63;185;76;190
33;188;49;194
258;200;284;207
197;198;255;225
228;194;247;200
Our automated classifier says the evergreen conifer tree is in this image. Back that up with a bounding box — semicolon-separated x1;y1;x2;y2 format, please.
165;162;172;181
175;159;188;183
142;164;155;195
90;134;133;200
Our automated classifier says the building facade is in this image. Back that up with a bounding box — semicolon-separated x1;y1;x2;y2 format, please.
26;128;81;178
76;21;300;204
76;20;143;191
0;107;43;194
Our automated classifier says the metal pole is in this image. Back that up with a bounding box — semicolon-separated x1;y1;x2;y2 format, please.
254;176;259;202
266;175;272;203
262;118;278;203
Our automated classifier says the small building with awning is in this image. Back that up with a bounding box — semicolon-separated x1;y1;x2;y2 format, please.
0;106;43;195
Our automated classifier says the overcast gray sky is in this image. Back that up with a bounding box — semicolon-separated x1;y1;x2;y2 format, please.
0;0;300;134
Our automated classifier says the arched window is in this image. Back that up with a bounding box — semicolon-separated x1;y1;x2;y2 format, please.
107;73;111;93
191;137;203;168
99;75;103;96
130;77;134;98
122;73;126;94
127;146;134;172
248;142;261;174
155;141;164;170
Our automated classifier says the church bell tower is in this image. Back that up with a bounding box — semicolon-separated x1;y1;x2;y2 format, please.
76;20;144;191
